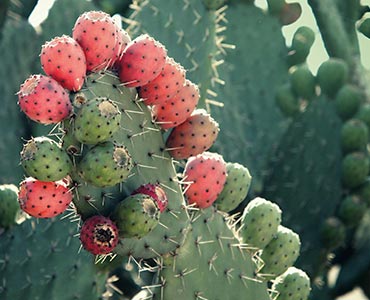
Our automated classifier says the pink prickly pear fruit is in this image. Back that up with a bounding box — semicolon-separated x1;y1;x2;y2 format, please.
153;80;200;129
18;177;73;218
139;57;186;106
80;215;119;255
183;152;227;209
18;74;72;124
72;10;120;71
118;34;167;87
166;109;219;159
40;35;87;91
132;183;168;212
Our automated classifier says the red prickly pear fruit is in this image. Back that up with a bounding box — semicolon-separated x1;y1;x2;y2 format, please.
115;27;131;61
80;215;119;255
18;177;73;218
132;183;168;212
18;74;72;124
166;109;219;159
139;57;186;105
118;34;167;87
72;11;120;71
153;80;200;129
40;35;87;91
183;152;227;209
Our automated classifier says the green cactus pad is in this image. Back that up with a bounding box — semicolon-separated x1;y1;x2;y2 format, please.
340;119;368;153
262;97;342;277
341;151;370;189
319;217;346;250
0;184;20;228
20;136;73;182
112;193;160;239
214;162;252;212
0;217;107;300
358;17;370;39
149;207;270;300
74;97;121;145
334;84;363;120
78;141;133;188
272;267;311;300
212;2;290;194
240;197;282;250
317;58;349;98
75;72;189;259
258;225;301;279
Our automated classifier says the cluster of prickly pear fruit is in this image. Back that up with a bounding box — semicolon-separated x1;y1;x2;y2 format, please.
8;4;313;300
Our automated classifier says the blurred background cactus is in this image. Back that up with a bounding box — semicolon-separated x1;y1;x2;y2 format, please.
1;0;370;299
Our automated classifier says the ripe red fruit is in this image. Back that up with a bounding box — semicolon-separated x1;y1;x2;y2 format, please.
18;74;72;124
72;11;120;71
131;183;168;212
166;109;219;159
139;57;186;105
183;152;227;209
18;177;73;218
80;215;119;255
153;80;200;129
118;34;167;87
40;35;87;91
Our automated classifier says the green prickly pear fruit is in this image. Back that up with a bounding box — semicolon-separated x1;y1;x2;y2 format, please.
340;119;368;153
334;84;363;120
320;217;346;250
74;97;121;145
112;193;160;239
214;162;252;212
358;17;370;39
287;26;315;66
356;103;370;129
202;0;226;10
341;152;370;189
338;195;367;227
357;177;370;206
272;267;311;300
240;197;282;250
289;64;316;100
267;0;285;15
317;58;349;98
275;84;300;117
78;142;133;187
0;184;20;228
20;136;72;182
259;225;301;279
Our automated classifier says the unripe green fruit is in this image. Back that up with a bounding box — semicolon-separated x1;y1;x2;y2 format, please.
338;195;366;227
20;136;72;182
335;84;363;120
287;26;315;66
340;119;368;153
240;197;282;250
317;58;349;98
0;184;20;228
341;152;370;189
112;193;160;238
356;103;370;129
289;64;316;100
259;225;301;279
272;267;311;300
267;0;285;15
357;177;370;206
320;217;346;250
74;97;121;145
215;162;252;212
78;142;133;187
275;84;300;117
